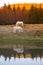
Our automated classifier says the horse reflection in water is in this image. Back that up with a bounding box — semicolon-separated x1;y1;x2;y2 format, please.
0;48;43;61
13;47;24;53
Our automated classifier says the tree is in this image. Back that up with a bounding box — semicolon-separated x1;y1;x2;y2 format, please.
38;4;43;23
22;6;28;23
13;5;16;12
1;4;8;24
13;5;17;23
3;4;7;10
7;4;11;10
22;6;26;12
28;5;38;23
16;5;22;21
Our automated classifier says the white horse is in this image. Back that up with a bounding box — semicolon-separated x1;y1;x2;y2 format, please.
13;26;23;33
16;21;23;27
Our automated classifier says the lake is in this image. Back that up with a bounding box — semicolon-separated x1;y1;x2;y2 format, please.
0;48;43;65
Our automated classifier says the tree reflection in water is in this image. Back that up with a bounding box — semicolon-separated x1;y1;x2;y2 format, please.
0;48;43;61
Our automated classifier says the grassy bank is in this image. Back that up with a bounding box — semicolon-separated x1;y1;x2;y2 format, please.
0;32;43;49
0;24;43;49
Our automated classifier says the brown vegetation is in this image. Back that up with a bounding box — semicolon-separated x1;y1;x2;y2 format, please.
0;24;43;37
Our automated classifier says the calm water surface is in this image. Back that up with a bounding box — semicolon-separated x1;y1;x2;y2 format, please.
0;48;43;65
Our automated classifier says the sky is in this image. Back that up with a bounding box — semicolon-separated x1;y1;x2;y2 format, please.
0;0;43;7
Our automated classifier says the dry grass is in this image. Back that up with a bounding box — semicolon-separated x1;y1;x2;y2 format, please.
24;24;43;31
0;24;43;32
23;24;43;37
0;24;43;37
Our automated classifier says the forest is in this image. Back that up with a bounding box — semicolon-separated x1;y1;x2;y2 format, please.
0;4;43;24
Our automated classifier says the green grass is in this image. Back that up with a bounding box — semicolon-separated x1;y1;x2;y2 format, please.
0;32;43;48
